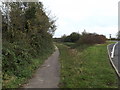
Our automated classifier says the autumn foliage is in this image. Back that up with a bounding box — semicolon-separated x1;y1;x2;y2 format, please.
78;32;106;45
61;31;106;45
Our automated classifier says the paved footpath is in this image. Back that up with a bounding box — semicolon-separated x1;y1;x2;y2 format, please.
22;47;60;88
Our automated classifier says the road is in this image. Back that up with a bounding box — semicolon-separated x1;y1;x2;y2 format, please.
108;41;120;77
22;46;60;88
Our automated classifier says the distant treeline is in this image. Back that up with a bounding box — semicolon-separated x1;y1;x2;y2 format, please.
54;30;107;45
2;1;56;88
108;38;120;40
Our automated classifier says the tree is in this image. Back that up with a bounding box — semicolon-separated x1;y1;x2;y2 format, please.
2;1;57;88
69;32;80;42
61;32;80;42
61;34;67;42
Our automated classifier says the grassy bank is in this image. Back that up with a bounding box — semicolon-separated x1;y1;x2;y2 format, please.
56;42;117;88
3;47;54;88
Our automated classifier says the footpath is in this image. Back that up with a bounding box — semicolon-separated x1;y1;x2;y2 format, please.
22;46;60;88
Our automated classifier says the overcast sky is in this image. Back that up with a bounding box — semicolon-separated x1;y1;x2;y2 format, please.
1;0;119;38
40;0;119;38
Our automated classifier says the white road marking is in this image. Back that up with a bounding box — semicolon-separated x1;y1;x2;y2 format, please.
111;42;118;59
107;44;120;77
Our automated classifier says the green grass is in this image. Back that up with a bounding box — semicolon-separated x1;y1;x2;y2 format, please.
63;42;76;48
56;42;117;88
3;48;54;88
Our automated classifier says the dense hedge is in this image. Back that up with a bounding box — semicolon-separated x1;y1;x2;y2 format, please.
61;31;106;45
77;32;106;45
2;2;56;88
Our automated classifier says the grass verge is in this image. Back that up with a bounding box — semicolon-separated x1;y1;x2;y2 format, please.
56;42;117;88
3;48;54;88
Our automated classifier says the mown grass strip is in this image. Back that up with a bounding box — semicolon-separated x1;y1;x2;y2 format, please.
56;42;117;88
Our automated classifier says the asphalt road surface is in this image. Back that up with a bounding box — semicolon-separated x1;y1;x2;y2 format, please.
108;41;120;76
22;46;60;88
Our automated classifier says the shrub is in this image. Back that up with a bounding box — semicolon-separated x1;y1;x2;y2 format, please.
61;32;80;42
77;32;106;45
69;32;80;42
2;2;56;88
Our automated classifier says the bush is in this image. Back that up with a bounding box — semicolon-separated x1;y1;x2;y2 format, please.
61;32;80;42
2;2;56;88
69;32;80;42
77;32;106;45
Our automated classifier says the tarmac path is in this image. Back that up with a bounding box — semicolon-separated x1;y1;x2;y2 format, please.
22;46;60;88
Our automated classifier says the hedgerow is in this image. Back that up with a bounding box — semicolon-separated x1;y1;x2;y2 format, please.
61;30;106;45
2;2;56;88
